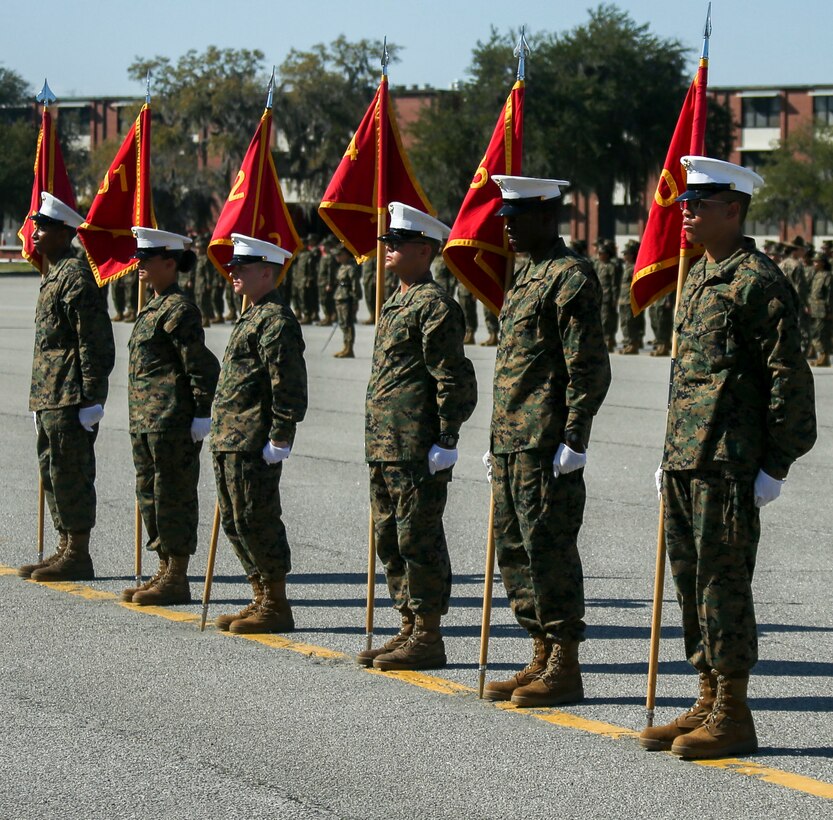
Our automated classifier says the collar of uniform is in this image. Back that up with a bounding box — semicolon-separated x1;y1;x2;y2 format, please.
42;248;81;283
698;238;758;284
145;282;180;308
240;288;282;316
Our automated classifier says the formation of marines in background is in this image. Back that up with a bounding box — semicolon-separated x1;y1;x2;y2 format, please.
16;154;818;764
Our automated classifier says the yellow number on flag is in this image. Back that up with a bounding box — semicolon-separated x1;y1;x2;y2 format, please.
229;171;246;202
112;164;128;193
97;174;110;195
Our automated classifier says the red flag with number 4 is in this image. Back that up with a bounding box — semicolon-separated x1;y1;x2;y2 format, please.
318;76;434;262
78;103;156;286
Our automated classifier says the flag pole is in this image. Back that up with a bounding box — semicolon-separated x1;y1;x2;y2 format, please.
133;71;153;585
34;79;56;564
476;28;527;698
645;4;710;727
199;68;267;630
364;40;391;652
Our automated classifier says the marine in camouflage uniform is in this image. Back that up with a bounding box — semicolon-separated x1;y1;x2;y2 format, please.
649;292;674;356
192;237;216;328
617;240;645;354
333;245;358;358
808;252;833;367
361;257;377;324
210;234;308;634
111;269;139;322
291;236;317;322
640;157;816;760
593;240;620;351
360;204;477;672
457;282;478;344
317;236;338;325
780;238;810;354
122;228;220;606
20;194;115;583
483;176;611;708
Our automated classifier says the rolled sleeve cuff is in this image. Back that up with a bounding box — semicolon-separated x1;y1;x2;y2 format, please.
565;409;592;448
82;379;108;405
270;421;296;444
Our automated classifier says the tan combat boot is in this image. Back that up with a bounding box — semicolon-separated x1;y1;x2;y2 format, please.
18;530;68;578
510;640;583;707
372;613;446;671
651;343;670;357
620;344;639;355
813;352;830;367
215;574;264;631
132;555;191;606
31;531;94;581
480;332;498;347
638;670;717;750
356;609;415;667
123;310;136;322
483;636;553;701
671;674;758;759
229;576;294;634
463;330;476;345
121;555;169;602
341;342;355;359
112;313;124;322
333;345;347;358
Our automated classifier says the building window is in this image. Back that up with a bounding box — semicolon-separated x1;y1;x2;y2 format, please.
813;96;833;126
746;217;780;236
742;96;781;128
614;204;642;236
741;151;771;174
813;216;833;236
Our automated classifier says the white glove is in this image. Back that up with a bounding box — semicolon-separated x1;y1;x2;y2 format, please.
482;451;494;483
428;444;458;475
262;441;291;464
655;465;663;499
754;469;784;507
78;404;104;432
553;442;586;478
190;417;211;443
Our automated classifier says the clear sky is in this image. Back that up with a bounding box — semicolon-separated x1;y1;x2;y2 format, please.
4;0;832;99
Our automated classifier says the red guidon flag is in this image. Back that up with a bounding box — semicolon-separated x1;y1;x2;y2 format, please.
444;80;524;315
78;103;156;286
208;107;301;284
18;107;77;272
318;75;434;261
631;58;708;315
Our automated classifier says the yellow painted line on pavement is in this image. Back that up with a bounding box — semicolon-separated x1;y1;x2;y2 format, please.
232;631;345;660
30;579;117;601
119;601;201;624
367;668;476;696
5;565;833;803
696;758;833;800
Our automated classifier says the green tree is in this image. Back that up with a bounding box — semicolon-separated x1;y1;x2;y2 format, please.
127;47;268;231
748;122;833;226
411;6;721;238
0;66;36;223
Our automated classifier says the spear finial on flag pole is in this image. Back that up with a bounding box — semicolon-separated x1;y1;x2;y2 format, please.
381;36;389;78
702;2;712;58
514;27;530;81
266;66;276;110
36;79;56;108
145;71;151;104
